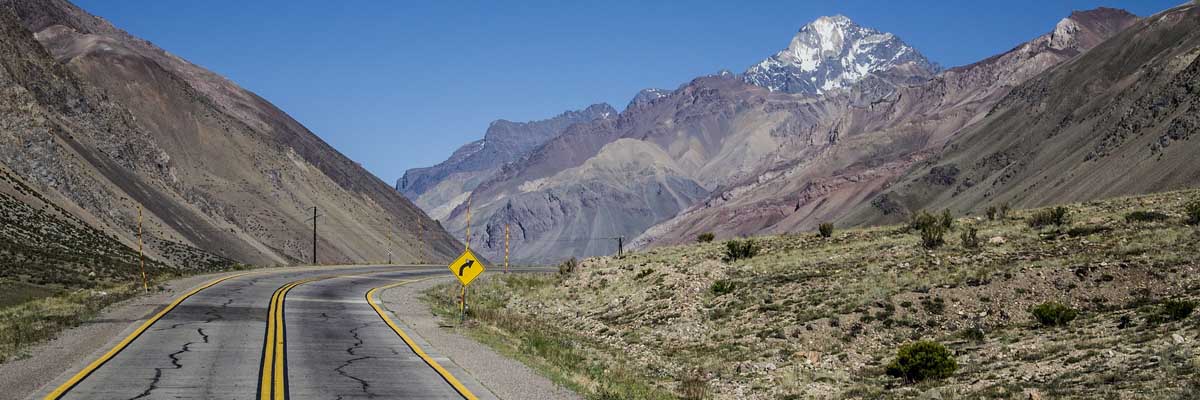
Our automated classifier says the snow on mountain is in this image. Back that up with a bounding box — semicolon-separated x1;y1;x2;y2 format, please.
626;88;672;109
744;15;938;95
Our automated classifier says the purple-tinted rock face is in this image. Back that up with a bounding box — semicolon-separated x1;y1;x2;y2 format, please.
397;103;616;199
400;7;1158;264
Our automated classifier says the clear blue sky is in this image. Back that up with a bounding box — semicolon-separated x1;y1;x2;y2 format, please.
75;0;1181;185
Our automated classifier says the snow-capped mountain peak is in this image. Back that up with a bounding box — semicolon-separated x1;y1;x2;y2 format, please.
744;15;937;95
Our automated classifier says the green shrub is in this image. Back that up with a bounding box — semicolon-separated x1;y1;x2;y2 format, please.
1124;211;1170;223
1000;203;1011;219
818;223;834;238
1031;302;1078;327
710;279;737;296
885;340;958;382
908;210;939;232
558;257;578;276
960;227;980;249
724;239;759;261
1067;225;1112;237
1028;206;1070;228
921;224;945;249
1162;299;1195;321
958;326;985;343
1186;200;1200;225
697;232;715;243
940;209;954;230
986;206;997;221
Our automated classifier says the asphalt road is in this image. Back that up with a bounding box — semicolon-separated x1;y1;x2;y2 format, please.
35;265;477;400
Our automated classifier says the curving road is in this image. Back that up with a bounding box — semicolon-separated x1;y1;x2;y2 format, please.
35;265;483;400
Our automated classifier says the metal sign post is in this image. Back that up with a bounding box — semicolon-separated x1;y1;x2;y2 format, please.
447;248;485;323
138;206;147;292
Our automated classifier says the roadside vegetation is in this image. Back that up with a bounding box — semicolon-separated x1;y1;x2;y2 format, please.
428;189;1200;399
0;169;242;363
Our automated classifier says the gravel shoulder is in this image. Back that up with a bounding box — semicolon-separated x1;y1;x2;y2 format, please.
378;276;581;400
0;271;225;399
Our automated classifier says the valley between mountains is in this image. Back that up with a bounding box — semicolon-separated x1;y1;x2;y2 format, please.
0;0;1197;399
401;6;1198;266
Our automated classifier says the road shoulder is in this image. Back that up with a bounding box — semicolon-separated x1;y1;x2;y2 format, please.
1;272;226;399
378;277;581;400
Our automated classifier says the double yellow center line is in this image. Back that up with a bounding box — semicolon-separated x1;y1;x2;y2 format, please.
258;274;477;400
257;275;333;400
47;269;476;400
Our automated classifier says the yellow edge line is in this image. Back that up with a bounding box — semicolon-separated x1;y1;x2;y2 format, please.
44;272;254;400
367;278;478;400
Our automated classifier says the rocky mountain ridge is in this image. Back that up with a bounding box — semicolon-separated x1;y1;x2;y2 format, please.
842;4;1200;226
398;103;615;221
743;15;939;95
634;7;1143;248
0;0;462;268
405;6;1169;264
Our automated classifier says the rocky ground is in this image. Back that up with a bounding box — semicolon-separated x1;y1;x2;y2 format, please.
427;189;1200;399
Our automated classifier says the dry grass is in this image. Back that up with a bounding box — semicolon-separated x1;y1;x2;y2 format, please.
428;190;1200;399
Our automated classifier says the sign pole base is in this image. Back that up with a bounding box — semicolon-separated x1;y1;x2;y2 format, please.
459;284;466;324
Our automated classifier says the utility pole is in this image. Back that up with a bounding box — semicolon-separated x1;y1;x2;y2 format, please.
418;219;425;264
464;195;472;251
462;196;471;321
305;207;321;265
504;223;510;273
138;206;147;292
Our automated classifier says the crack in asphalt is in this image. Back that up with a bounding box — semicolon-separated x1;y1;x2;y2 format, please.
129;282;244;399
333;323;377;399
129;328;202;400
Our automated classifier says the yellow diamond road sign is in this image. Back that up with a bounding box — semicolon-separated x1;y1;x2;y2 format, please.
448;249;485;286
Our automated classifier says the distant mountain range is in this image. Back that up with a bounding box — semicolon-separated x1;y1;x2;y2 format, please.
403;5;1197;265
0;0;461;273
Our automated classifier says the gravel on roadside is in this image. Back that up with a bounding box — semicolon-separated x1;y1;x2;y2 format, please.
0;272;229;400
378;277;582;400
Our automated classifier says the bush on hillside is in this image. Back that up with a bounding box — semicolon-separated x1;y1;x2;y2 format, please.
1028;206;1070;228
909;210;939;232
1000;203;1011;219
1031;302;1078;327
724;239;759;261
818;223;834;238
696;232;715;243
1186;200;1200;225
558;257;578;276
1067;224;1112;237
885;340;958;382
986;206;997;221
940;209;955;230
710;279;737;296
921;224;946;249
1124;210;1170;223
960;227;980;249
1162;299;1196;322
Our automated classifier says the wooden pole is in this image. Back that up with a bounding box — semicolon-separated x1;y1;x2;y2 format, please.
138;206;147;292
314;205;319;264
465;195;472;251
504;223;510;273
